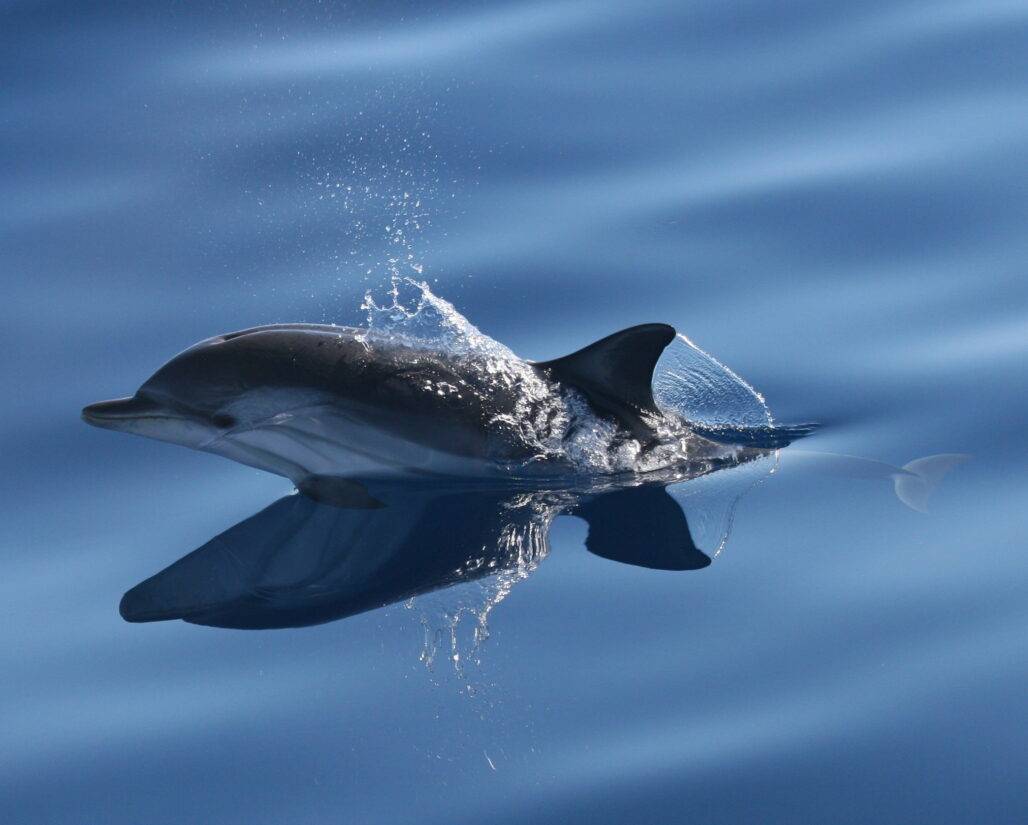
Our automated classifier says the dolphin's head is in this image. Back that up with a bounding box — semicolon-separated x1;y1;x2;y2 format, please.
82;340;239;448
81;332;275;449
81;392;231;449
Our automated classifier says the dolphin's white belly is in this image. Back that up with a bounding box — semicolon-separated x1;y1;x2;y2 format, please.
204;404;496;482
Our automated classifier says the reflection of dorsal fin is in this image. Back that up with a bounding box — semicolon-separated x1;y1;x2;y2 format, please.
571;484;711;571
532;324;676;442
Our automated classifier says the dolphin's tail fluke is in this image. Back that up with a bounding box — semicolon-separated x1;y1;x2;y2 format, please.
893;453;970;513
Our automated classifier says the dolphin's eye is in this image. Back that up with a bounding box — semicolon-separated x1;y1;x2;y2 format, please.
212;413;237;429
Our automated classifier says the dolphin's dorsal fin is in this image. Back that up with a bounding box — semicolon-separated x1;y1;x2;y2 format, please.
532;323;676;442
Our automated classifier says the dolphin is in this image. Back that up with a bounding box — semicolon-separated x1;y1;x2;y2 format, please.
82;322;722;497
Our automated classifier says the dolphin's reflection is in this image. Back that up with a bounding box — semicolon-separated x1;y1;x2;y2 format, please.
121;458;772;631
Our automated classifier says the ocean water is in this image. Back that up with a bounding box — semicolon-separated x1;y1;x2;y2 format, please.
2;2;1027;823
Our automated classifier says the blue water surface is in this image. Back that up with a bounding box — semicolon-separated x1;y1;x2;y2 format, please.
2;2;1027;823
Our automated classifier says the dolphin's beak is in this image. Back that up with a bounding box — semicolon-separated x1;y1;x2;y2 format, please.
81;395;168;430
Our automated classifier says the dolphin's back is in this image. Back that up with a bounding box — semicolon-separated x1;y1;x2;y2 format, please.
90;319;713;484
149;324;565;478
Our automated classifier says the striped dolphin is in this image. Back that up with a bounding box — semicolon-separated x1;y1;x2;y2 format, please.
82;322;706;500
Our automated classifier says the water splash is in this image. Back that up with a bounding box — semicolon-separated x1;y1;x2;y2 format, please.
405;492;559;692
653;333;774;431
360;276;516;359
290;100;462;318
653;335;822;448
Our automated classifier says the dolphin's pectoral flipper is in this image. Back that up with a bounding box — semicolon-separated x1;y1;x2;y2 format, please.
532;323;676;443
296;475;384;508
570;484;711;571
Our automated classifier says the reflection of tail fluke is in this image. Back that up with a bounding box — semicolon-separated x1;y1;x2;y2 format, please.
893;454;970;513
